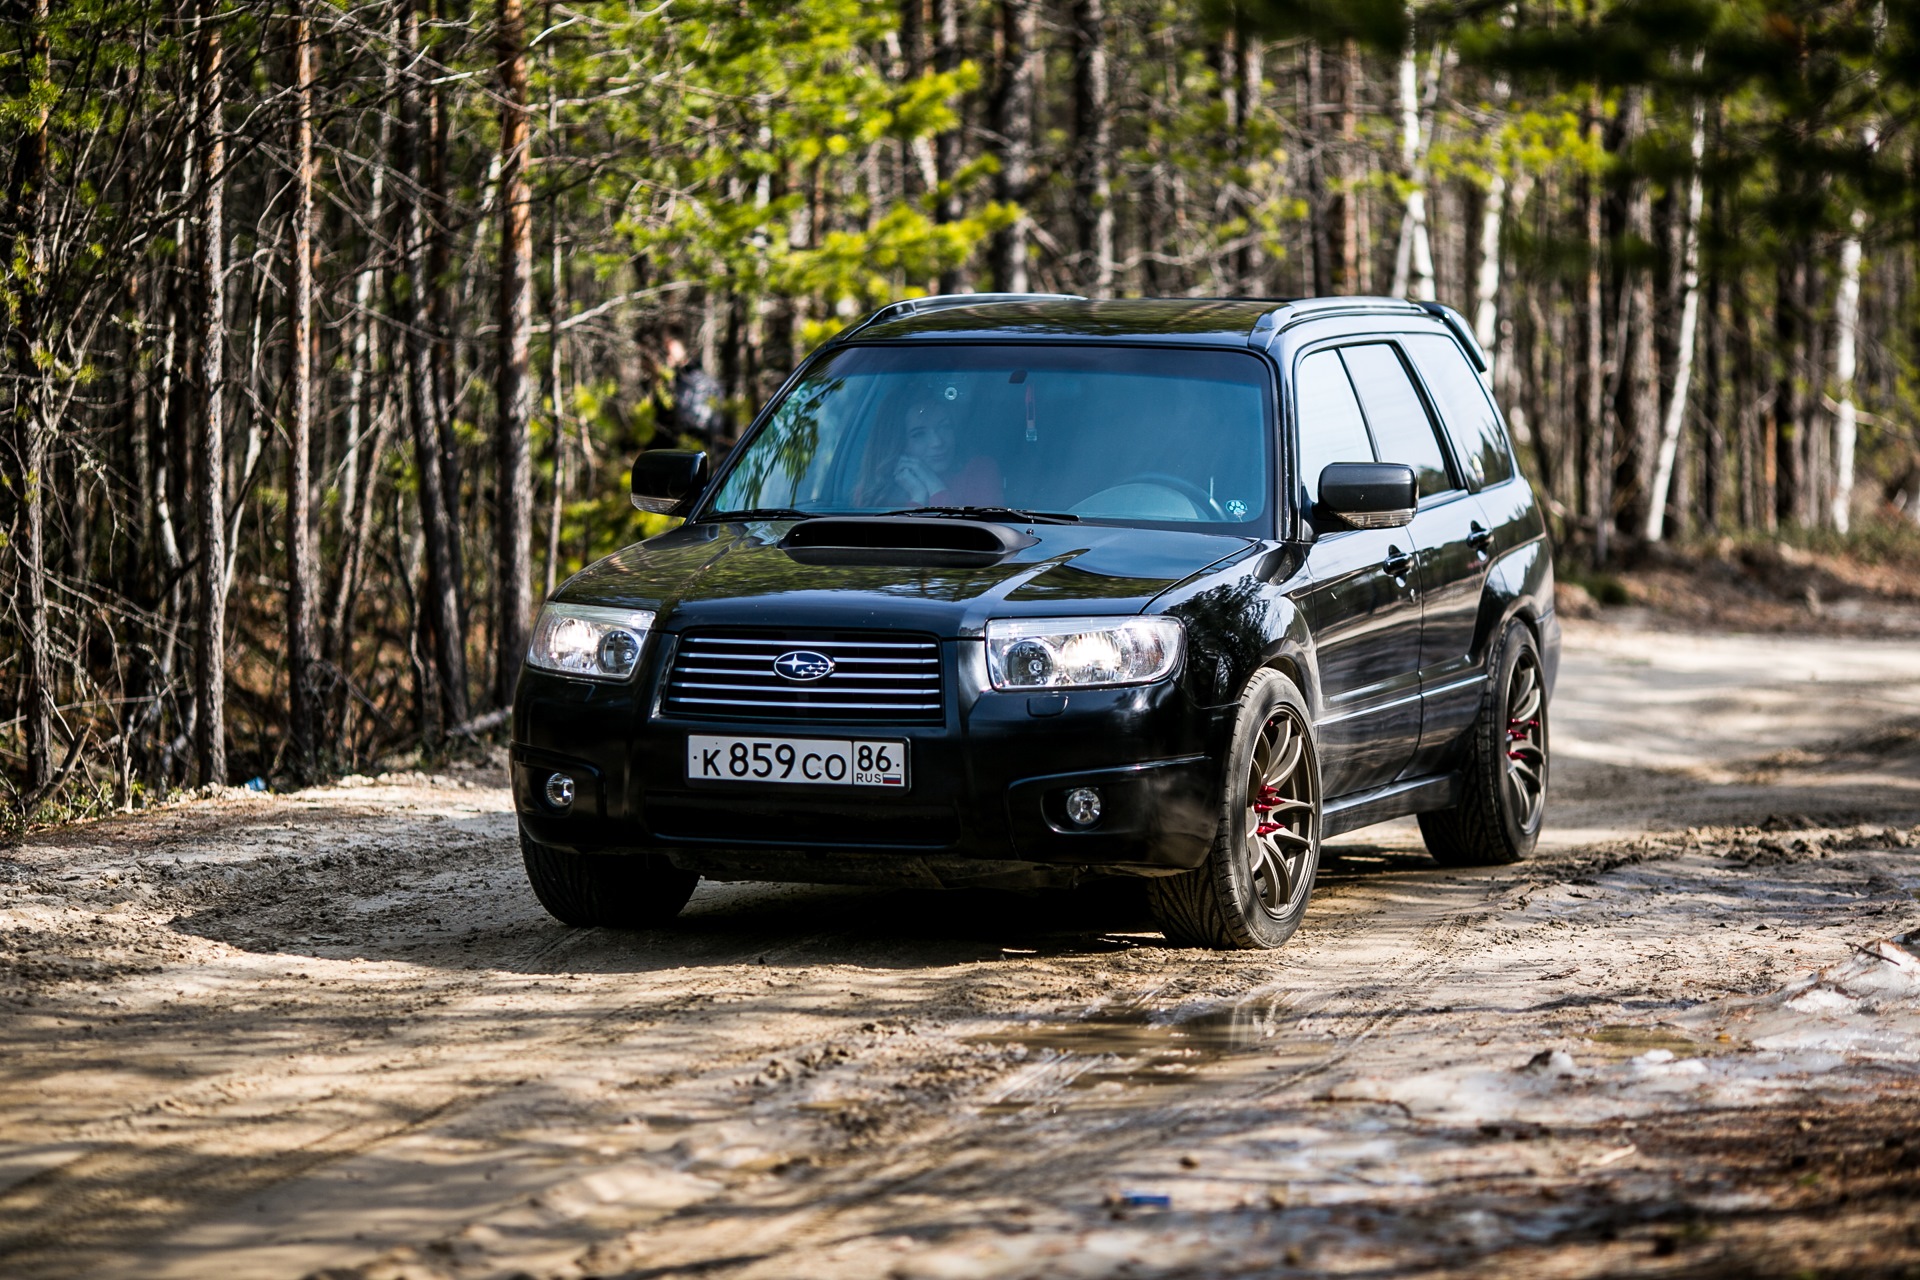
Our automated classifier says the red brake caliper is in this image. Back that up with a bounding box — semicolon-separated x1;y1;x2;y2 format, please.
1254;784;1284;836
1507;718;1539;760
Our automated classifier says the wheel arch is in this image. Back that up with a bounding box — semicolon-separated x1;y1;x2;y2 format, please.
1256;645;1316;717
1471;537;1551;666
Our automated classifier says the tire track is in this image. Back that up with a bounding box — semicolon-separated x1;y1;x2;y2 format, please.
566;884;1501;1278
0;915;870;1278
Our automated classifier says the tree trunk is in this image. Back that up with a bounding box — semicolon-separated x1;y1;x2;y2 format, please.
1332;40;1360;293
427;0;462;559
284;1;318;781
1774;257;1803;529
1701;181;1726;533
1472;173;1505;363
989;0;1037;293
1733;275;1766;531
1645;85;1706;543
543;91;566;600
932;0;961;291
328;37;395;673
1614;89;1658;539
395;0;468;731
495;0;535;707
1070;0;1113;296
1234;31;1265;293
1471;58;1514;379
1830;127;1874;533
1304;43;1330;295
193;0;227;787
8;0;53;796
1389;32;1436;301
1581;90;1609;565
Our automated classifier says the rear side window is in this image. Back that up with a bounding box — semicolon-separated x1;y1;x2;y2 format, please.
1293;350;1376;509
1338;344;1453;498
1402;334;1514;488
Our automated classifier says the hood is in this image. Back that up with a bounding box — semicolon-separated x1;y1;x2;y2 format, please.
553;518;1260;637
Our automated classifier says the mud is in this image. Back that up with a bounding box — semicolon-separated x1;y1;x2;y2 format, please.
4;616;1920;1279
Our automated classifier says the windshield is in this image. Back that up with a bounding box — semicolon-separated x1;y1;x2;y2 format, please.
704;344;1274;533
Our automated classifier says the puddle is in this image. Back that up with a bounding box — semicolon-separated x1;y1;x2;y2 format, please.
975;995;1302;1094
1584;1024;1712;1060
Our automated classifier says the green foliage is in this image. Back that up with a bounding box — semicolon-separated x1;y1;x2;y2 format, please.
573;0;1006;314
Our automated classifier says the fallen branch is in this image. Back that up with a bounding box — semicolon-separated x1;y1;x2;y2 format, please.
19;728;94;815
448;707;511;739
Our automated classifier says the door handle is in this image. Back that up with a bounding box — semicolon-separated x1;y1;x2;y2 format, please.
1383;547;1413;577
1467;522;1493;551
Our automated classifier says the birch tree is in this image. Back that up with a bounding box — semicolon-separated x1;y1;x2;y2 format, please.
1829;132;1872;535
1389;31;1440;301
1646;67;1707;543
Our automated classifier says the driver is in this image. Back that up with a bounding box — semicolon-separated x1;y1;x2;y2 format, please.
867;397;1003;508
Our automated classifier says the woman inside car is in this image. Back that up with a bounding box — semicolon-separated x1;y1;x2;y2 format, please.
857;390;1004;509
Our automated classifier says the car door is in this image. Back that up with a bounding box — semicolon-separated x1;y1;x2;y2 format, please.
1338;342;1491;780
1290;347;1424;799
1400;332;1530;765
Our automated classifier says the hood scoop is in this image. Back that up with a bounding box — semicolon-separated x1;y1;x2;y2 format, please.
780;516;1037;567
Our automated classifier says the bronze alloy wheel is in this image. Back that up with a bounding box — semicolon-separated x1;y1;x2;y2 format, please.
1417;622;1548;867
1244;707;1319;917
1148;667;1323;949
1503;651;1547;834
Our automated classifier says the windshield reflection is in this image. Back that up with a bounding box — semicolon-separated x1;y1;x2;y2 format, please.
705;344;1274;536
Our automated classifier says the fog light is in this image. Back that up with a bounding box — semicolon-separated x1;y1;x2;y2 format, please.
1064;786;1102;827
544;773;575;810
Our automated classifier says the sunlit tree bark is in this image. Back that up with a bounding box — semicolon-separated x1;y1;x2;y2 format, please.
284;0;318;779
1647;76;1706;544
495;0;535;708
192;0;227;786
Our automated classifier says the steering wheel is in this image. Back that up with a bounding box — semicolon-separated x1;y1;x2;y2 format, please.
1110;472;1229;521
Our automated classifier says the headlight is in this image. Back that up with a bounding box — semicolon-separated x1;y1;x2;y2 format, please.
526;604;656;679
985;616;1184;690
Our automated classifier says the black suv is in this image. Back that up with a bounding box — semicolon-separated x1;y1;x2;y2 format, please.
511;295;1559;949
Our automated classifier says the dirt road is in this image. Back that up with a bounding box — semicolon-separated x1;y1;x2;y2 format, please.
5;618;1920;1280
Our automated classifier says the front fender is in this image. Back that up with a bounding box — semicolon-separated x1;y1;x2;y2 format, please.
1155;544;1316;711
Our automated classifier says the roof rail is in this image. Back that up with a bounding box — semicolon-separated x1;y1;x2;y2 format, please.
836;292;1087;342
1414;301;1489;372
1285;295;1425;317
1250;295;1427;348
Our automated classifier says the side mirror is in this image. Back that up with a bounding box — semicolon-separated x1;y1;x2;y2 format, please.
630;449;710;515
1317;462;1417;530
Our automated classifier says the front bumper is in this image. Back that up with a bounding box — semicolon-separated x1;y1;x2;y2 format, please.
511;635;1231;880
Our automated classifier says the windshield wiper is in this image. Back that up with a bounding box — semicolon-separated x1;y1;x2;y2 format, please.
884;505;1081;525
699;507;815;522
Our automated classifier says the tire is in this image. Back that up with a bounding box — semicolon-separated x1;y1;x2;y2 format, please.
520;826;699;928
1418;622;1548;867
1148;668;1322;950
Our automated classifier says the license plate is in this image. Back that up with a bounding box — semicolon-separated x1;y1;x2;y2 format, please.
686;735;909;788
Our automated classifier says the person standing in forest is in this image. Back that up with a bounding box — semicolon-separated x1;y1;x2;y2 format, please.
655;327;727;458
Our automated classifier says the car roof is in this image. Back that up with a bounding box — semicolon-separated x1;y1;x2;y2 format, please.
837;293;1447;350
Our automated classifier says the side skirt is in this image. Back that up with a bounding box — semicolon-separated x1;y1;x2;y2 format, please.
1322;771;1461;838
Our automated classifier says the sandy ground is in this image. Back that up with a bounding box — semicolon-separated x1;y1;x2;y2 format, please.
5;617;1920;1280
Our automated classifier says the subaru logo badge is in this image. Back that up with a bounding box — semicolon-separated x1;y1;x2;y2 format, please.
773;650;835;682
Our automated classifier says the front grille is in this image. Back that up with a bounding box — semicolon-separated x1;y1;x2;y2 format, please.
662;631;944;723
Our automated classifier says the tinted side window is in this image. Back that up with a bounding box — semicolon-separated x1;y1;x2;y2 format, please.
1402;334;1515;488
1293;350;1376;509
1339;343;1453;499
